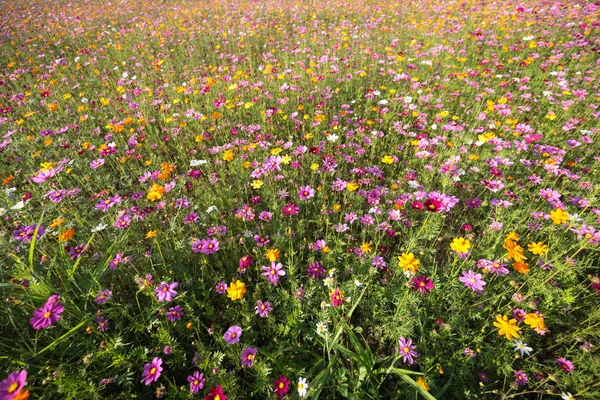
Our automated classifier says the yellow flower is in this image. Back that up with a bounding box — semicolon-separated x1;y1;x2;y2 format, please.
251;180;263;189
50;218;66;229
360;242;373;253
265;248;280;262
397;252;420;273
528;242;548;255
227;280;246;301
504;239;527;262
147;184;165;201
310;163;319;171
280;155;292;164
416;377;430;391
450;238;471;254
381;155;394;164
222;150;235;161
493;314;521;340
524;313;546;331
550;208;569;224
146;230;158;239
346;182;359;191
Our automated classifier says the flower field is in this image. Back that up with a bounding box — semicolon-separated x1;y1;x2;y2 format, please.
1;0;600;398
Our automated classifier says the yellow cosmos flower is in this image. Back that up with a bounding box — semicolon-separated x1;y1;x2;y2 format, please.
493;314;521;340
528;242;548;255
227;280;246;301
450;237;471;254
550;208;569;224
147;184;165;201
397;252;420;273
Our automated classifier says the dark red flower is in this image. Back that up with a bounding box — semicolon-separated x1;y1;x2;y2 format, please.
424;198;442;213
273;376;290;397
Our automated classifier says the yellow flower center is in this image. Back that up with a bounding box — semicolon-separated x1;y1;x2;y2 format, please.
44;311;51;318
8;382;18;393
150;367;157;375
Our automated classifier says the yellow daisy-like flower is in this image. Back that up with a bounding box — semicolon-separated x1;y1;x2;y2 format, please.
381;155;394;164
493;314;521;340
527;242;548;255
265;248;280;262
147;184;165;201
251;180;263;189
227;280;246;301
360;242;373;253
146;230;158;239
450;237;471;254
397;252;420;273
524;313;546;331
550;208;569;224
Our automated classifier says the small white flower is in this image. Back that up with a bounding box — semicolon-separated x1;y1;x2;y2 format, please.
11;201;25;210
190;159;208;167
430;123;437;131
206;206;218;213
316;322;328;335
354;279;362;287
512;340;533;356
561;393;575;400
404;96;413;104
0;208;6;216
522;35;534;41
377;99;389;105
90;223;108;233
408;180;419;189
297;377;308;397
320;301;330;309
323;276;334;287
326;134;339;142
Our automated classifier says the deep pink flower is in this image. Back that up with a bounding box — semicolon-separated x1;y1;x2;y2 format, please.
0;369;27;400
224;326;242;344
141;357;163;386
241;347;258;368
155;281;178;302
411;275;434;295
273;376;290;397
187;371;205;394
30;296;64;330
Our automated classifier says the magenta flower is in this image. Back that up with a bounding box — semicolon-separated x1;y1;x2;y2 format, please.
241;347;258;368
187;371;205;394
255;300;273;318
155;281;178;302
166;305;184;322
398;337;418;365
514;370;528;386
459;270;486;292
411;275;434;295
224;325;242;344
141;357;163;385
0;369;27;399
30;296;64;330
261;262;286;286
307;262;326;279
298;185;315;200
557;358;574;372
215;281;228;294
13;224;45;243
191;238;220;254
282;203;299;216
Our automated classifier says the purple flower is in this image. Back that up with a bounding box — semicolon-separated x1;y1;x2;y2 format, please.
307;262;326;279
282;203;299;216
224;326;242;344
241;347;258;368
514;370;528;386
298;185;315;200
255;300;273;318
184;212;199;224
0;370;27;399
97;314;109;332
13;224;45;243
294;287;305;300
141;357;163;385
398;337;418;365
215;282;228;294
30;296;64;330
167;305;184;322
372;256;386;269
191;238;220;254
261;262;285;286
155;281;178;302
557;358;574;372
411;275;434;295
94;289;113;305
187;371;205;394
459;270;486;292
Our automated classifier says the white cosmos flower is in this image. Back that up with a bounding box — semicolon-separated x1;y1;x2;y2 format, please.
297;377;308;397
316;322;328;335
512;340;533;356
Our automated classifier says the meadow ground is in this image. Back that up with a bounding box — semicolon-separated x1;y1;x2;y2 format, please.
1;0;599;398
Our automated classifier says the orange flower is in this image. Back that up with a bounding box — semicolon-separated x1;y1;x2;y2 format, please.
58;228;75;243
513;260;529;274
146;230;158;239
265;248;280;262
504;239;527;262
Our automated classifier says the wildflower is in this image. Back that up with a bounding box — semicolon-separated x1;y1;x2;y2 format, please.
459;270;486;292
255;300;273;318
13;224;45;243
224;326;242;344
398;337;419;365
528;242;548;255
297;377;308;397
282;203;299;216
316;322;328;336
147;184;165;201
94;289;113;305
297;185;315;200
416;377;429;391
524;313;546;333
251;180;263;189
450;238;471;254
381;155;394;164
265;249;279;262
155;281;178;302
514;370;528;386
274;376;290;397
227;280;246;301
241;347;258;368
512;340;533;356
30;295;64;330
550;208;570;224
504;239;527;262
330;289;344;307
141;358;163;385
262;262;286;286
239;254;253;269
187;371;205;394
493;314;521;340
557;358;574;372
398;252;420;273
561;393;575;400
411;275;434;295
167;305;184;322
424;198;442;212
204;385;226;400
294;288;305;300
0;370;28;400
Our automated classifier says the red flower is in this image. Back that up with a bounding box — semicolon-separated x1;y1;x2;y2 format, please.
424;198;442;213
411;275;434;295
204;385;227;400
273;376;290;397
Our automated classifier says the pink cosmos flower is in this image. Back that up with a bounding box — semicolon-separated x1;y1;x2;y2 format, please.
141;357;163;385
